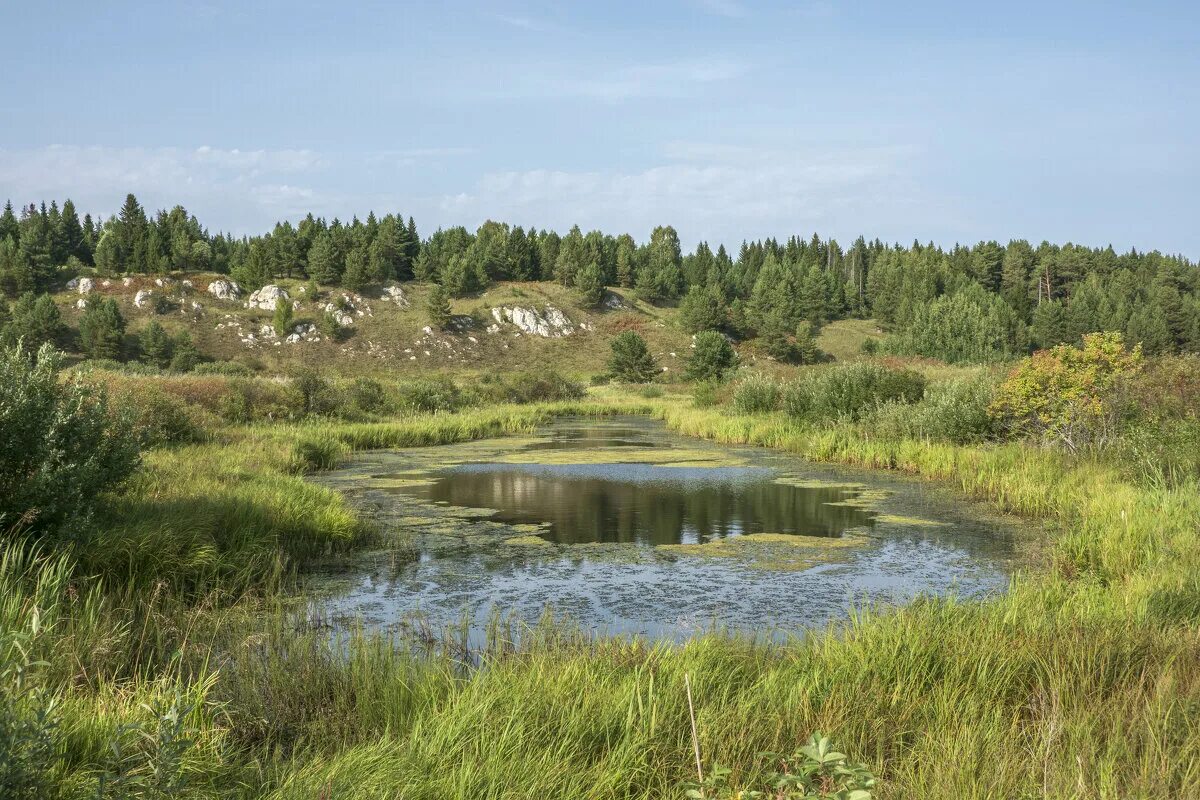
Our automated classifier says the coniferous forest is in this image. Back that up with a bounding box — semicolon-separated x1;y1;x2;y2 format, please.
2;193;1196;363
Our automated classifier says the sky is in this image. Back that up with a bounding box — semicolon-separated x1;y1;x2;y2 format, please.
2;0;1199;256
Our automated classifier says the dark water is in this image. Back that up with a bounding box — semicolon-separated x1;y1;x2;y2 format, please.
417;462;875;545
310;416;1020;643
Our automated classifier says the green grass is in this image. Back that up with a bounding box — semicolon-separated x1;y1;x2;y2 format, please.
815;318;885;361
5;381;1200;798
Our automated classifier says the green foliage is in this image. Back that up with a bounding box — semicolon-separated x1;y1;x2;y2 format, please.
793;321;822;365
679;284;727;333
78;296;126;360
480;371;586;404
0;343;139;540
396;377;468;413
348;377;388;415
865;376;998;444
732;373;783;414
3;294;62;349
575;262;605;308
782;362;926;422
319;309;344;341
990;332;1143;451
138;320;172;368
272;296;294;337
607;331;659;383
685;331;738;382
168;331;199;372
191;360;254;377
426;283;452;330
685;733;876;800
885;285;1026;363
291;367;338;416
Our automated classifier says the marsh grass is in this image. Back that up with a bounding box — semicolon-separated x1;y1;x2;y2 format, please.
6;382;1200;798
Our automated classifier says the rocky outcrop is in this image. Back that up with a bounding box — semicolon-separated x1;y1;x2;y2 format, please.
246;285;288;310
66;276;95;293
134;289;153;308
490;305;576;337
207;279;241;300
382;285;409;307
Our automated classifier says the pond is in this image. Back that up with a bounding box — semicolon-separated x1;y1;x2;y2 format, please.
309;416;1020;644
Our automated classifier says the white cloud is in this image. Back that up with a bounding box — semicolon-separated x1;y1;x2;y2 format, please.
498;59;747;102
694;0;747;18
0;145;325;232
434;141;928;246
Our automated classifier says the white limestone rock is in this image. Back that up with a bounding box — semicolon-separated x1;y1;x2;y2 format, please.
207;279;241;300
246;285;288;311
134;289;153;308
489;305;575;337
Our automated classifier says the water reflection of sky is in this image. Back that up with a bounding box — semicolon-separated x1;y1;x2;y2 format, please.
311;416;1019;644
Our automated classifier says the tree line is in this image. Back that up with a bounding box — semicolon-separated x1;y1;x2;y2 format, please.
2;193;1197;361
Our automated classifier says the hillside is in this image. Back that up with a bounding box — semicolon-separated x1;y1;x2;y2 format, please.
48;272;883;378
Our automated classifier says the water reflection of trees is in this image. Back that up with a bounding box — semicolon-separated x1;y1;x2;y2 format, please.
425;469;875;546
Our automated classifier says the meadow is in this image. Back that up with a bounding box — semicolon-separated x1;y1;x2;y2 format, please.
4;350;1200;799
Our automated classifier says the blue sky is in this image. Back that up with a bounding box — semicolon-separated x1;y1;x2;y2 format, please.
2;0;1198;255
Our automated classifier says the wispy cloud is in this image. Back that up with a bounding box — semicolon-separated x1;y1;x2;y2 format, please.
434;140;928;246
530;58;748;102
0;145;326;231
693;0;747;18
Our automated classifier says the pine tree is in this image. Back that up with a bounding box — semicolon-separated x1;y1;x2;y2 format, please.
748;253;802;333
138;319;173;367
169;331;200;372
5;294;62;348
607;331;658;382
78;297;125;360
0;201;18;244
272;297;294;336
614;234;638;287
426;283;452;330
575;262;605;308
684;331;737;382
678;284;727;333
555;225;585;286
307;232;340;285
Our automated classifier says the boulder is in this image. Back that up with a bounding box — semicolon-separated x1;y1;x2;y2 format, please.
75;298;87;309
122;277;134;287
260;323;277;338
154;277;174;288
285;333;301;344
134;289;153;308
207;279;241;300
77;277;94;294
246;285;288;310
382;285;409;307
65;277;79;290
490;305;575;337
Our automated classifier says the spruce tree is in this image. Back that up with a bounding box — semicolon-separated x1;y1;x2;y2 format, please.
426;283;452;330
307;232;340;285
138;320;173;367
607;331;659;382
78;297;125;360
272;297;294;336
575;262;605;308
169;331;200;372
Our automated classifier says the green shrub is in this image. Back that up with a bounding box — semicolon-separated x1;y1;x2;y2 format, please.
113;385;208;447
273;297;294;336
483;371;586;404
348;377;389;414
865;376;998;444
291;368;339;416
193;361;254;377
686;732;876;800
0;343;140;541
638;385;664;398
168;331;200;372
396;377;468;413
732;374;783;414
607;331;659;383
691;381;720;408
2;294;62;349
784;362;926;422
685;331;738;382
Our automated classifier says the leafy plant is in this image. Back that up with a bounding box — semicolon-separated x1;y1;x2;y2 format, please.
685;331;738;382
683;733;876;800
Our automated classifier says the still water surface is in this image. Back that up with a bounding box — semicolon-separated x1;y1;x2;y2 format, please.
310;416;1018;643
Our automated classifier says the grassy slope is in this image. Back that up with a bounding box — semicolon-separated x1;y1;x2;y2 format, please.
53;275;698;379
10;383;1199;798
